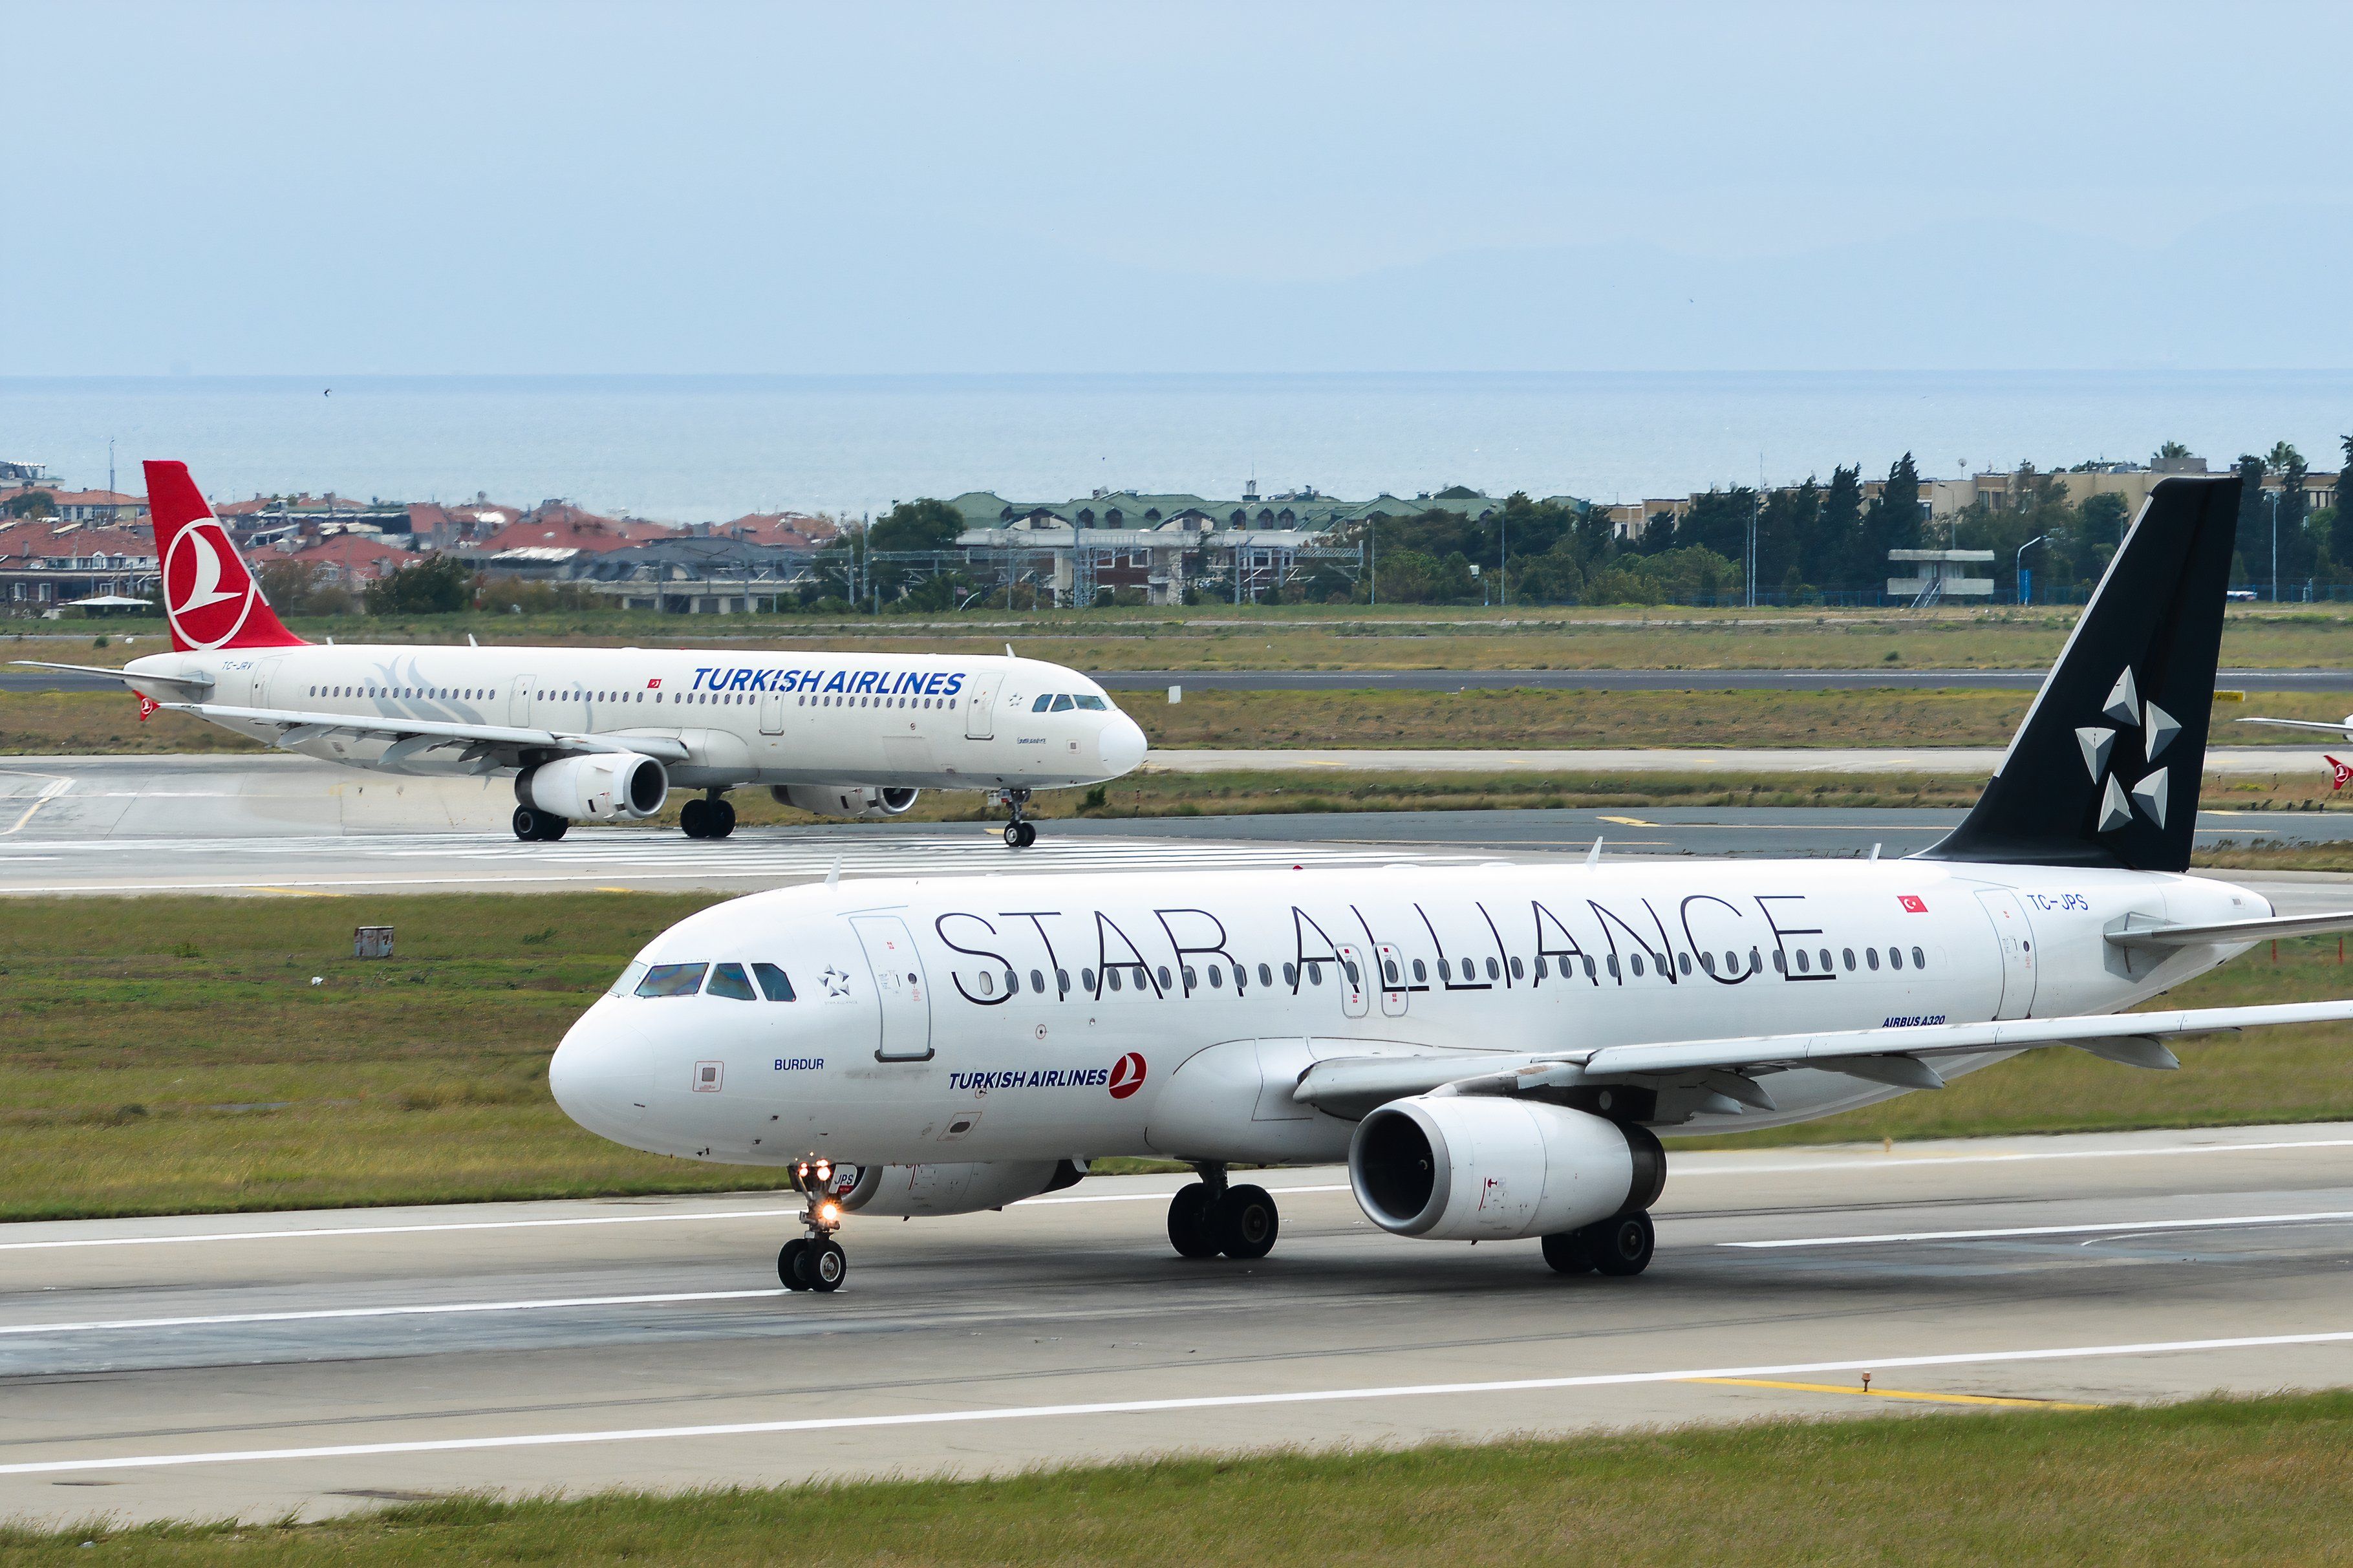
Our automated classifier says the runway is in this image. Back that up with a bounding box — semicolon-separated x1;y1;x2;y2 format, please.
1097;667;2353;694
3;1122;2350;1524
7;756;2353;896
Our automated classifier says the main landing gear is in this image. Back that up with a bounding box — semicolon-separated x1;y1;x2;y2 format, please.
681;791;736;840
1166;1165;1279;1261
779;1157;847;1293
996;787;1037;849
1540;1208;1655;1278
511;806;568;841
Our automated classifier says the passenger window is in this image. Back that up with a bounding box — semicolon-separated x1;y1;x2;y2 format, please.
1031;969;1046;994
1818;949;1833;973
1075;695;1107;710
1700;952;1717;974
1534;958;1548;980
752;962;795;1001
1056;967;1070;994
1677;953;1692;976
1795;950;1810;973
635;963;707;998
1182;965;1197;989
1082;967;1097;991
1607;954;1621;980
1383;960;1399;984
1412;959;1427;983
1157;965;1172;989
1051;694;1075;712
1032;694;1053;711
1307;962;1322;986
1437;958;1451;981
1284;963;1299;986
1866;948;1880;971
1258;963;1273;987
1912;947;1926;969
1842;949;1856;971
707;963;757;1001
1107;968;1123;992
1344;960;1359;984
609;960;649;996
1583;955;1597;980
1890;947;1905;971
1208;966;1223;988
1631;954;1645;977
1233;963;1248;991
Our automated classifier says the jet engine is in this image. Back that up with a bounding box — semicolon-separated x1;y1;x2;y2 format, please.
837;1159;1083;1218
771;784;920;819
517;753;668;821
1349;1097;1664;1242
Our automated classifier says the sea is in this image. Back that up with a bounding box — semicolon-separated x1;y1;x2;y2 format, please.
5;372;2352;523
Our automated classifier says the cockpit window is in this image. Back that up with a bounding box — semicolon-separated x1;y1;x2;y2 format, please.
609;960;649;997
1075;694;1108;710
1050;694;1075;712
1031;694;1053;711
634;963;707;998
706;962;757;1001
752;962;796;1001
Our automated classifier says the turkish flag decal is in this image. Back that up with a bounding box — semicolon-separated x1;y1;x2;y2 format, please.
1896;894;1928;914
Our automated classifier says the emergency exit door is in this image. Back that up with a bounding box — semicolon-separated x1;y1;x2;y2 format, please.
852;914;934;1060
963;673;1002;739
1975;890;2038;1020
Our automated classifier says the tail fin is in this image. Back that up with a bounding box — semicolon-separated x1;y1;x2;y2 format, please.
147;460;305;653
1921;475;2240;874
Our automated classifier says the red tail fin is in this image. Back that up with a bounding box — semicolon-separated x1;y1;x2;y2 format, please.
147;461;304;653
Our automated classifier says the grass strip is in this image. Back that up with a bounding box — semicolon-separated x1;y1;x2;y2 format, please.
6;1391;2352;1564
4;896;2352;1219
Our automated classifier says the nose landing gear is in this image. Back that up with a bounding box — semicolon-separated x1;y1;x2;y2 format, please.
994;788;1037;848
779;1158;848;1293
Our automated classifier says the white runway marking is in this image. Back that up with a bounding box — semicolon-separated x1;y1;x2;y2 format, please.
1721;1208;2353;1249
0;1288;792;1338
6;1329;2350;1476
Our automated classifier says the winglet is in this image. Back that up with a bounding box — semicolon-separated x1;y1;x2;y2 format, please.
1585;836;1603;868
825;856;841;888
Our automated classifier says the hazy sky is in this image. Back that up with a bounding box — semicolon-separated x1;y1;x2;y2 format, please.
9;1;2352;374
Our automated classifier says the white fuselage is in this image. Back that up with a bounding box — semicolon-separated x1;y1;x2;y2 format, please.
549;856;2266;1168
122;646;1146;792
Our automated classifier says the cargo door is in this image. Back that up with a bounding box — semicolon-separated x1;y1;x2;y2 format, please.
852;914;934;1060
1975;890;2039;1020
963;672;1003;739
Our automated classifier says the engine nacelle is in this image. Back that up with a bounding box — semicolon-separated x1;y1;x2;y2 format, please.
1349;1097;1665;1242
771;784;920;819
518;753;668;821
837;1159;1082;1218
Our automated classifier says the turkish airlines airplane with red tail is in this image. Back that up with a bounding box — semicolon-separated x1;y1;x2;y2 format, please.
19;462;1146;843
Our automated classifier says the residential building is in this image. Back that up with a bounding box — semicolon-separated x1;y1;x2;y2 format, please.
0;521;159;608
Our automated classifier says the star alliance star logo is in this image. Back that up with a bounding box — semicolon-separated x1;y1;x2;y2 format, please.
2076;668;2178;832
819;964;854;1001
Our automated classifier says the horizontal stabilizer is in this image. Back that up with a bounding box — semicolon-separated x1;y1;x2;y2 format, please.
2107;910;2353;948
2237;716;2353;736
12;661;213;690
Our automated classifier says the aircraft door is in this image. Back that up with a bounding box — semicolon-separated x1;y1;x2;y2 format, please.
509;676;537;727
852;914;934;1060
963;673;1002;739
758;690;785;735
1975;890;2039;1020
1336;943;1370;1019
1375;941;1408;1016
251;657;283;711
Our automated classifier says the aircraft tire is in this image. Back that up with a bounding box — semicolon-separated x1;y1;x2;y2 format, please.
1016;821;1037;847
779;1238;811;1291
511;806;539;841
1214;1184;1279;1260
680;799;710;838
1540;1229;1596;1275
1004;822;1024;848
541;813;568;841
1587;1210;1655;1278
807;1238;847;1293
1166;1183;1221;1259
710;798;737;838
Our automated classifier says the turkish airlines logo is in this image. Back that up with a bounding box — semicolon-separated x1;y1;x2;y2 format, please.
1896;895;1928;914
1107;1052;1147;1099
2329;755;2352;792
164;517;263;649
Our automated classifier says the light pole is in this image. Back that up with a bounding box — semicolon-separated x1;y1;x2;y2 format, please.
2270;490;2280;603
2015;533;2046;606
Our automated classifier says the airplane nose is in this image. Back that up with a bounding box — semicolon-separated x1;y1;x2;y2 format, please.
1099;714;1147;776
548;1006;652;1137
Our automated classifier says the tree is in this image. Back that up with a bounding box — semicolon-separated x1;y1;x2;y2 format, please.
1858;453;1923;585
2273;443;2314;584
1756;478;1818;593
1;488;55;519
2150;440;2191;464
2332;436;2353;570
1809;466;1863;587
866;498;963;554
363;554;475;615
2234;455;2267;589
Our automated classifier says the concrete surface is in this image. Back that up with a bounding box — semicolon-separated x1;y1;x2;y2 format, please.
3;1122;2349;1524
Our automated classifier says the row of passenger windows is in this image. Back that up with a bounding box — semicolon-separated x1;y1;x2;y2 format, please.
312;685;496;700
799;694;956;709
1029;693;1110;712
623;961;796;1001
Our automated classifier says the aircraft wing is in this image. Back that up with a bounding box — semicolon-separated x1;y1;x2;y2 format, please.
1293;998;2353;1115
2236;716;2352;735
12;660;213;692
158;701;691;764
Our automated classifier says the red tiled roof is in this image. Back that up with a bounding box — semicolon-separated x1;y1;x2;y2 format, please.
722;511;838;548
277;534;411;579
477;512;676;554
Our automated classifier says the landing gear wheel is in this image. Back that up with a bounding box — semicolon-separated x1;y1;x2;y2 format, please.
709;797;736;839
1166;1181;1221;1259
511;806;566;841
680;799;710;838
512;806;539;841
1002;820;1036;848
1212;1183;1279;1260
806;1237;847;1293
1541;1229;1596;1275
779;1238;811;1290
1587;1210;1655;1278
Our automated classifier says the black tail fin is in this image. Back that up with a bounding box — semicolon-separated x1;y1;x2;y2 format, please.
1921;474;2240;874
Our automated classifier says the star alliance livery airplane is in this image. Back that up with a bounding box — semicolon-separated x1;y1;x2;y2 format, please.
550;474;2353;1293
21;461;1147;843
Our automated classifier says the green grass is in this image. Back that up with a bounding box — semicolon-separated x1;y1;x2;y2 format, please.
8;1393;2353;1564
5;896;2353;1219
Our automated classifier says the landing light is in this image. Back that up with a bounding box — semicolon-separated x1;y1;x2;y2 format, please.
818;1201;841;1225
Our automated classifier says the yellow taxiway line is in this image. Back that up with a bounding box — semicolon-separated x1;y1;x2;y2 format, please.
1684;1377;2103;1409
